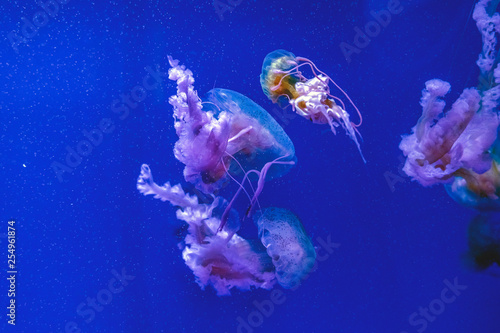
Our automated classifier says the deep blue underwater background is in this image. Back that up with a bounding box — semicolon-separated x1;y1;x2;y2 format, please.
1;0;499;332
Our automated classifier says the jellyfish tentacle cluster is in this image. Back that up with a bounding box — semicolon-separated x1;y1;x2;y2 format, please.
260;49;366;163
400;0;500;211
138;164;275;296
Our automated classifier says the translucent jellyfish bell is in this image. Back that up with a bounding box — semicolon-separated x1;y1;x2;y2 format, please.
255;207;316;289
203;88;298;232
465;214;500;270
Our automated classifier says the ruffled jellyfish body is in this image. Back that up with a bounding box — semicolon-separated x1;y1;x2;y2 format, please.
260;49;366;162
181;217;276;296
400;0;500;211
168;57;231;193
255;207;316;289
400;78;500;207
260;49;300;107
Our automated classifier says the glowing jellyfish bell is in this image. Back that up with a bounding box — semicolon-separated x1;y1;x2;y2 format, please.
260;49;366;163
137;165;277;296
255;207;316;289
168;58;297;232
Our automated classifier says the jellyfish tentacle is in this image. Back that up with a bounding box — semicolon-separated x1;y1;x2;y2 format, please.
332;107;366;163
328;94;347;111
217;169;256;233
222;151;262;214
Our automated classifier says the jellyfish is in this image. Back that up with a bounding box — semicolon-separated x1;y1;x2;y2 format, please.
400;0;500;210
136;56;322;295
168;57;296;229
260;49;366;162
399;79;495;186
444;123;500;210
137;164;276;295
465;213;500;271
254;207;316;289
203;88;297;183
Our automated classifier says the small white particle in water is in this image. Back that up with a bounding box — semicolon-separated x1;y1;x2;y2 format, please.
23;164;26;168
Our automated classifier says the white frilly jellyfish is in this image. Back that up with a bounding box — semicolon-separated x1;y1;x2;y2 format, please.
399;79;496;186
137;164;276;295
255;208;316;289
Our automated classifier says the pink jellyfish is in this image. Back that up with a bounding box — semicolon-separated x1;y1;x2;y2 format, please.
137;164;276;295
167;57;296;231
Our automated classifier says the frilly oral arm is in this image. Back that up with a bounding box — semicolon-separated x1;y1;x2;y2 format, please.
137;164;198;208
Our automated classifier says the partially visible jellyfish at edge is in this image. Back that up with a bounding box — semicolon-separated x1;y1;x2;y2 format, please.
399;0;500;211
260;49;366;163
135;56;320;295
